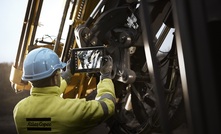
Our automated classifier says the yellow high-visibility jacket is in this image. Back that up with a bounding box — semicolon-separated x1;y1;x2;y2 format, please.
13;78;116;134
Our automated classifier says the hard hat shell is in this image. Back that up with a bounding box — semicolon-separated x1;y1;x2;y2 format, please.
22;47;66;81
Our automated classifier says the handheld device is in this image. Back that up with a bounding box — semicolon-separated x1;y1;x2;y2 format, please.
70;46;105;73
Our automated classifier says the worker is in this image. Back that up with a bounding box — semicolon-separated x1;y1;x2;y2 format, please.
13;47;116;134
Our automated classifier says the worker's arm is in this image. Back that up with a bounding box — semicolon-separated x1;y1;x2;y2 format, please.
79;56;116;124
95;56;116;117
59;77;67;94
95;78;116;116
61;56;115;127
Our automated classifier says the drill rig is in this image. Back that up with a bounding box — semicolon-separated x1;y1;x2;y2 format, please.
9;0;221;134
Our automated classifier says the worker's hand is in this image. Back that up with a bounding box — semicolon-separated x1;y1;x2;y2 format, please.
100;55;113;80
66;59;71;72
61;59;73;84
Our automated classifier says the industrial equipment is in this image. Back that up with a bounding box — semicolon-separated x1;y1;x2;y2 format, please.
9;0;221;133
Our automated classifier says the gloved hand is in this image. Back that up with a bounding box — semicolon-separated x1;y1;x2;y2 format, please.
61;59;73;84
100;55;113;80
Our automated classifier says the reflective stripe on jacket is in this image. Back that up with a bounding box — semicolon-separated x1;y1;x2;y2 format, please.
13;78;116;134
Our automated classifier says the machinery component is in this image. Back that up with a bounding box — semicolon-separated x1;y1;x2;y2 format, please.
9;0;43;92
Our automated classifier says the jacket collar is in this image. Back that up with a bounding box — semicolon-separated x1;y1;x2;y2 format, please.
31;86;62;96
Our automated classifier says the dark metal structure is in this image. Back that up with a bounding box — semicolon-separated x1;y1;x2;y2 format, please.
171;0;221;133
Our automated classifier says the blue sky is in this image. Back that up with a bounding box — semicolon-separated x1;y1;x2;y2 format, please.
0;0;27;63
0;0;66;63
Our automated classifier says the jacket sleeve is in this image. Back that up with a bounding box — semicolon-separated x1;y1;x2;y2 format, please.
95;79;116;117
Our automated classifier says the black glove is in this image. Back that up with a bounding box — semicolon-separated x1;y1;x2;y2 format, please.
100;55;113;80
61;59;73;84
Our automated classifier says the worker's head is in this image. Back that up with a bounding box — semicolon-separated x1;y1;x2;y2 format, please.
22;47;66;87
